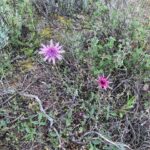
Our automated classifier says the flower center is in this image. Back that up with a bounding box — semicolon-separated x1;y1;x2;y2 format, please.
100;80;106;85
47;48;58;57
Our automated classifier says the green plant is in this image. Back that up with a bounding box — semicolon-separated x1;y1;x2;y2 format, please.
0;52;11;76
118;96;135;118
0;0;22;33
0;21;9;49
33;0;89;16
75;1;150;79
0;0;38;57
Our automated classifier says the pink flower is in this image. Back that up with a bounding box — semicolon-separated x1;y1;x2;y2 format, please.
39;40;65;65
97;75;110;90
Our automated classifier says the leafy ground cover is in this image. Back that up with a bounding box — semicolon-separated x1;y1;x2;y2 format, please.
0;0;150;150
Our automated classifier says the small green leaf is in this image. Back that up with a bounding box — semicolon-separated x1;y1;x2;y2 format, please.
92;139;101;145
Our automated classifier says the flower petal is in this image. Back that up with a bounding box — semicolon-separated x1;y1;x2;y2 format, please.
48;58;52;63
52;58;56;65
41;44;47;48
56;42;60;47
44;56;49;61
50;40;54;47
57;55;63;60
57;46;62;50
59;50;65;53
39;49;47;54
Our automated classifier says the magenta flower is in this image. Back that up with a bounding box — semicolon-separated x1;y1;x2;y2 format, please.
39;40;65;65
97;75;111;90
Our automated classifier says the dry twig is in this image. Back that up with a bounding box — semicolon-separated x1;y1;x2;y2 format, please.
19;92;54;126
72;131;133;150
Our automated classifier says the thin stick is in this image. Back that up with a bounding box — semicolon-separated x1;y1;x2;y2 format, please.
1;89;61;146
19;92;54;126
74;131;133;150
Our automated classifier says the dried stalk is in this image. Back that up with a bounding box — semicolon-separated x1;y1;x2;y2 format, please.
19;92;54;126
72;131;133;150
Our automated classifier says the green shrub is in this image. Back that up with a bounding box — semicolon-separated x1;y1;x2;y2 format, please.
0;52;11;76
75;1;150;78
33;0;89;16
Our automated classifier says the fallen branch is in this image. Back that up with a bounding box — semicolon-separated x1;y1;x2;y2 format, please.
19;92;54;126
1;88;54;127
72;131;133;150
1;88;65;147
